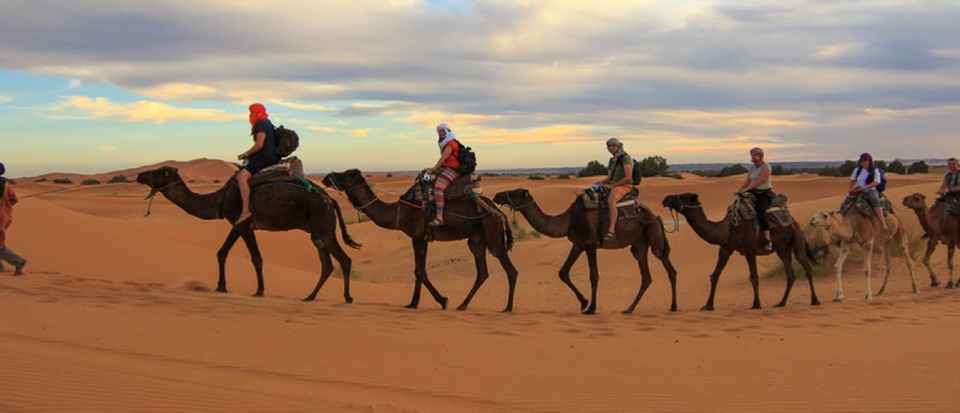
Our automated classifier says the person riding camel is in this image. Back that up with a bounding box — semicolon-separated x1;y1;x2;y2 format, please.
235;103;279;226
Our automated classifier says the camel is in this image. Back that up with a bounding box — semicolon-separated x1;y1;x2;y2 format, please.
492;188;678;314
902;193;958;288
321;169;519;312
809;205;918;301
136;166;361;301
662;193;820;310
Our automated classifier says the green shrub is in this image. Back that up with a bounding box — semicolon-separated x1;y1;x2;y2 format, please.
527;175;545;180
81;179;101;185
107;175;130;183
556;174;571;180
53;178;73;184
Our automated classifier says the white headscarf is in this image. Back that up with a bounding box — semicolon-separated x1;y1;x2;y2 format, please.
436;123;456;149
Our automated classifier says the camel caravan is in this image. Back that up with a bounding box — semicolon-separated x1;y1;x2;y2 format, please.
135;112;958;313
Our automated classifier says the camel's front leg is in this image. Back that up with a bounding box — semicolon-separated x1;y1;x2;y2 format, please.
215;228;244;293
921;238;941;287
583;248;600;315
408;239;448;309
457;237;490;311
237;226;265;297
746;254;762;310
558;245;588;311
702;248;734;311
834;241;851;301
948;243;956;288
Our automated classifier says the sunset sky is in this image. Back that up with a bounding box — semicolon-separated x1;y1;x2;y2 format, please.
2;0;959;177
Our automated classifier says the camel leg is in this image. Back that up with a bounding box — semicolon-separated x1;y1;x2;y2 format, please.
922;238;941;287
457;237;490;311
877;243;891;297
834;241;851;301
746;255;762;310
583;248;600;315
862;240;875;301
407;239;448;310
215;228;244;293
897;229;919;294
797;238;821;306
623;243;655;314
948;243;956;288
773;248;796;307
237;227;266;297
489;244;519;313
558;245;589;311
702;248;734;311
303;247;334;302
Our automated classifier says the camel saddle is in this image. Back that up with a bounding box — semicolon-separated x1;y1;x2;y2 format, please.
580;186;641;220
932;196;960;217
400;172;481;209
730;192;795;228
839;192;894;218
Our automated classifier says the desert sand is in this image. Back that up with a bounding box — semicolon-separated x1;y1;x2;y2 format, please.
1;160;957;412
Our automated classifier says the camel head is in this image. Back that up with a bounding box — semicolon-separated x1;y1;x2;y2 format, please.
902;192;927;210
492;188;535;210
809;209;838;228
322;169;365;192
136;166;183;198
661;193;700;214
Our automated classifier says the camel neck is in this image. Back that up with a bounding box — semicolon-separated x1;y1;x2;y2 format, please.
161;181;225;220
514;201;572;239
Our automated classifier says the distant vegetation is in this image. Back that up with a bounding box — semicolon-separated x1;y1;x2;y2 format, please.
556;174;571;180
81;179;101;185
690;158;931;177
527;175;545;180
53;178;73;184
107;175;130;183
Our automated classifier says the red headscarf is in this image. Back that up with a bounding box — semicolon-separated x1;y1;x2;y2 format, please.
248;103;268;126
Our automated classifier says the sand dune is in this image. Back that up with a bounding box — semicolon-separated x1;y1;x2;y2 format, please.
1;161;956;412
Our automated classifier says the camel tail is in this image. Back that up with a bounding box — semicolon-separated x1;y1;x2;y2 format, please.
655;215;671;259
332;198;363;249
804;240;821;266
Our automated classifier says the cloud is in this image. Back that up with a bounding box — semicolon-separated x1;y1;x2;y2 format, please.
50;96;241;124
99;145;118;153
350;127;373;137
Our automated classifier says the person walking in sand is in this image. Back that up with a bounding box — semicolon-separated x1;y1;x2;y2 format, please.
0;162;27;276
235;103;279;226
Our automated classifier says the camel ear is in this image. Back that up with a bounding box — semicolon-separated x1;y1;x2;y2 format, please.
691;194;699;203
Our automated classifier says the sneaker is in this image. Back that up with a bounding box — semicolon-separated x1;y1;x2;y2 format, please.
763;240;773;251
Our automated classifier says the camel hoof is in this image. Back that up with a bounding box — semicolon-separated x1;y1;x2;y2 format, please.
582;309;597;315
750;305;762;310
579;299;589;311
501;307;513;313
811;299;821;306
833;296;844;302
216;287;228;293
345;296;354;304
439;297;449;310
945;282;953;289
773;302;786;308
404;303;419;309
700;305;714;311
251;292;264;298
301;296;317;302
456;305;467;311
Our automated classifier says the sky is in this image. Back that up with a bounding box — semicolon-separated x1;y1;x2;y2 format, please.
2;0;959;177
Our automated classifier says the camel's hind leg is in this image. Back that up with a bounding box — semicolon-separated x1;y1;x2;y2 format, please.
879;228;918;295
583;248;600;315
489;242;519;313
558;245;589;311
862;240;875;300
834;241;852;301
237;226;266;297
948;243;956;288
795;238;820;306
303;234;353;303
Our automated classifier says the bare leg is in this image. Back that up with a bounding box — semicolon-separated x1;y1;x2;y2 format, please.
605;191;624;237
874;207;889;231
236;169;253;225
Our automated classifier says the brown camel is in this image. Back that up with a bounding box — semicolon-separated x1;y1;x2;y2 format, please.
809;206;918;301
902;193;958;288
136;166;361;301
492;188;677;314
321;169;519;312
662;193;820;310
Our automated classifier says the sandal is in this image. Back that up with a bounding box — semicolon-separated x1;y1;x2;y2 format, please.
429;218;444;227
603;231;616;242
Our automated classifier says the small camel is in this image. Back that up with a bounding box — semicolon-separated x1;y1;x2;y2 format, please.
322;169;519;312
902;193;959;287
662;193;820;310
809;206;918;301
137;166;361;301
493;188;677;314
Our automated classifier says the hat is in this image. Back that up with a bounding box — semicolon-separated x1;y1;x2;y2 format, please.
0;162;5;176
606;137;622;147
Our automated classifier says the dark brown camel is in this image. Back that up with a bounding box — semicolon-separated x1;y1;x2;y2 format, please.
903;193;959;288
662;193;820;310
493;188;678;314
322;169;518;311
136;166;361;301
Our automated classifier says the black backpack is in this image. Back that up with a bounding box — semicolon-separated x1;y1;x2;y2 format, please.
618;155;642;185
856;166;886;192
454;139;477;174
274;125;300;158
